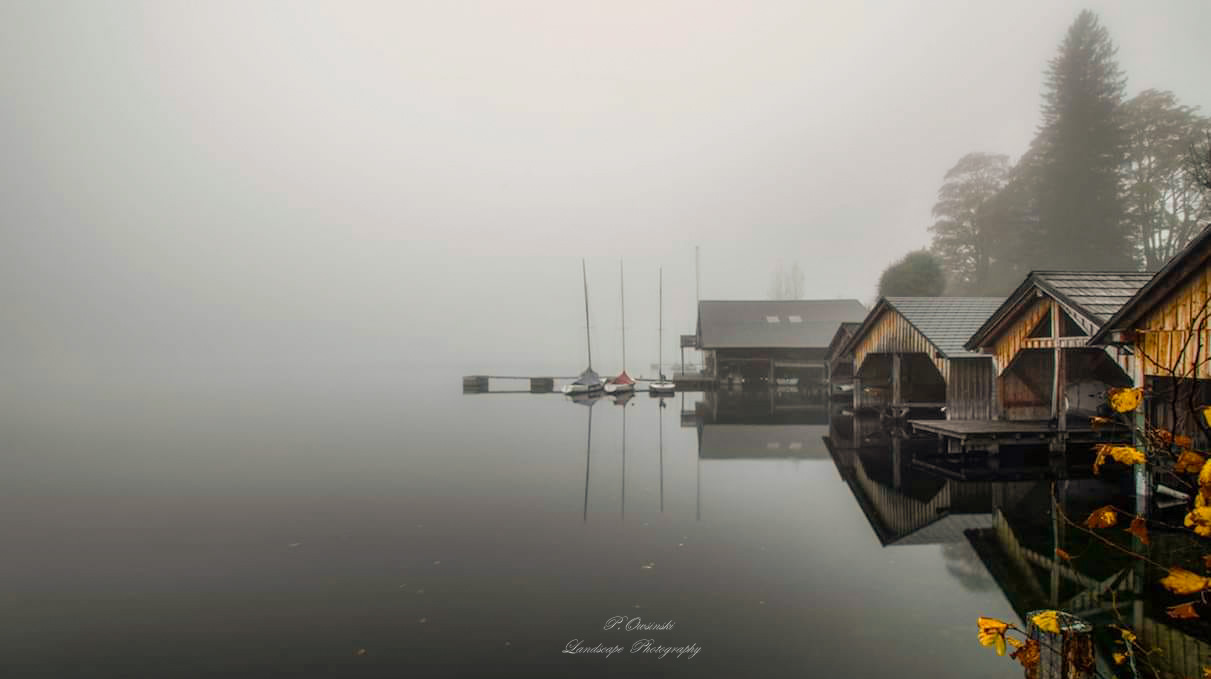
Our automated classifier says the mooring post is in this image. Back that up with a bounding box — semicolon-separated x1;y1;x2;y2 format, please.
1024;610;1093;679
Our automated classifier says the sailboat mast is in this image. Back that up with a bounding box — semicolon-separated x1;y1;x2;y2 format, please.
658;268;664;379
582;259;592;369
619;260;626;370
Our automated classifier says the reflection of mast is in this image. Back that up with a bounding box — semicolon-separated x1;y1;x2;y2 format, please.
658;398;665;513
583;406;593;522
696;451;701;521
621;405;626;520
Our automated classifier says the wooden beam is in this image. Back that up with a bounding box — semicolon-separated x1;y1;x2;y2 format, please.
891;353;902;406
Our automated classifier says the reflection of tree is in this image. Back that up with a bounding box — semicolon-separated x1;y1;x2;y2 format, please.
942;541;997;592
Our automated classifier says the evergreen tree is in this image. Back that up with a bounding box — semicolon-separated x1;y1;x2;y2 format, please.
1029;10;1132;270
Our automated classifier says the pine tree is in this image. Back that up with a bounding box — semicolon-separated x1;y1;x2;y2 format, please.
1029;10;1132;270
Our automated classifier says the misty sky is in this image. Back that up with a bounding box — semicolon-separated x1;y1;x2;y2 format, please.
2;1;1209;379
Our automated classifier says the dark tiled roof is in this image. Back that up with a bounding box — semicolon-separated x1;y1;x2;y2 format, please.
884;297;1005;358
697;299;868;349
1034;271;1155;325
1091;224;1211;345
968;271;1153;349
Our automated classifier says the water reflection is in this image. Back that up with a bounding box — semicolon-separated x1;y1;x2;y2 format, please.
819;403;1211;677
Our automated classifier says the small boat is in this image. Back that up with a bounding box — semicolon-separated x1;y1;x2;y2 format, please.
605;260;635;394
650;267;675;394
563;259;605;396
563;367;604;395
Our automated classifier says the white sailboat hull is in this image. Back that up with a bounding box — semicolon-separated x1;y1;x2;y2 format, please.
603;382;634;394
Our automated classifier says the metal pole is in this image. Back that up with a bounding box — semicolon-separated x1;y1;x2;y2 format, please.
583;259;593;369
619;259;626;371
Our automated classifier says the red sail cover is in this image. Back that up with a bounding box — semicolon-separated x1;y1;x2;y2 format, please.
609;371;635;385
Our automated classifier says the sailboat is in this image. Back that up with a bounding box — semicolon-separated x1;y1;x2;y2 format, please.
562;259;604;395
649;267;676;394
604;260;635;394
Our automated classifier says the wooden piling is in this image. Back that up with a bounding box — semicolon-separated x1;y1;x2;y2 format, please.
1024;610;1093;679
529;377;554;393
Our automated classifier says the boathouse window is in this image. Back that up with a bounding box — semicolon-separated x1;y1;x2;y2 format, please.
788;315;803;323
766;316;780;323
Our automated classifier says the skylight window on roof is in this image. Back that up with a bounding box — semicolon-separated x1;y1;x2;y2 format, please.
788;315;802;323
765;316;780;323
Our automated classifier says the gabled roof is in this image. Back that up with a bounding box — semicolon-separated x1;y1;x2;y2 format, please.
1090;224;1211;345
696;299;868;349
826;321;863;361
967;271;1153;349
846;297;1004;359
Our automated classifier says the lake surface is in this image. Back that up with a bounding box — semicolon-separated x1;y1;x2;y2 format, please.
0;369;1160;677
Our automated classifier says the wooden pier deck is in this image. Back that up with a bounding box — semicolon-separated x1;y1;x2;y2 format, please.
909;418;1129;454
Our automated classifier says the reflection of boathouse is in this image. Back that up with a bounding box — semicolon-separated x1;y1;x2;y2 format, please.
967;497;1211;677
685;390;829;460
827;441;1039;546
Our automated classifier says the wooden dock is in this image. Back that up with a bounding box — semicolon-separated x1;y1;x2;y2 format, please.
909;418;1129;455
462;374;687;394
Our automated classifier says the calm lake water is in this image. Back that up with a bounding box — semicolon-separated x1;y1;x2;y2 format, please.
1;368;1158;677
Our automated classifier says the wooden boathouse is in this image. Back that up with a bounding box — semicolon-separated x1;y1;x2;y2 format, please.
964;271;1153;424
825;321;863;390
1091;224;1211;445
843;297;1004;419
693;299;868;388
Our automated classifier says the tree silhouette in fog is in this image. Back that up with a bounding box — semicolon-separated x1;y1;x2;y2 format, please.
878;250;945;298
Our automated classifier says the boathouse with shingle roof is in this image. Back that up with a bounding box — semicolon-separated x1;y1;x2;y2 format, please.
965;271;1153;423
842;297;1005;420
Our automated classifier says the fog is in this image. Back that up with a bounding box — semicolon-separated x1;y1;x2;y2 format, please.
2;1;1209;384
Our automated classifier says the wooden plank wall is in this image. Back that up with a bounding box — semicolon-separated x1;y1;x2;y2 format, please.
1000;350;1053;420
1139;266;1211;379
852;307;948;379
990;297;1051;376
947;358;996;420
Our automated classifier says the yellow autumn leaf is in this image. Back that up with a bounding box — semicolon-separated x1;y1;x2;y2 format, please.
1090;415;1115;430
1201;406;1211;429
1200;459;1211;490
977;617;1010;656
1176;434;1194;448
1204;554;1211;570
1031;610;1061;634
1108;387;1142;413
1113;652;1126;665
1187;507;1211;537
1055;548;1072;561
1204;666;1211;679
1160;567;1211;595
1167;602;1199;619
1176;450;1207;474
1127;517;1150;545
1092;444;1146;474
1084;505;1118;529
1117;626;1137;645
